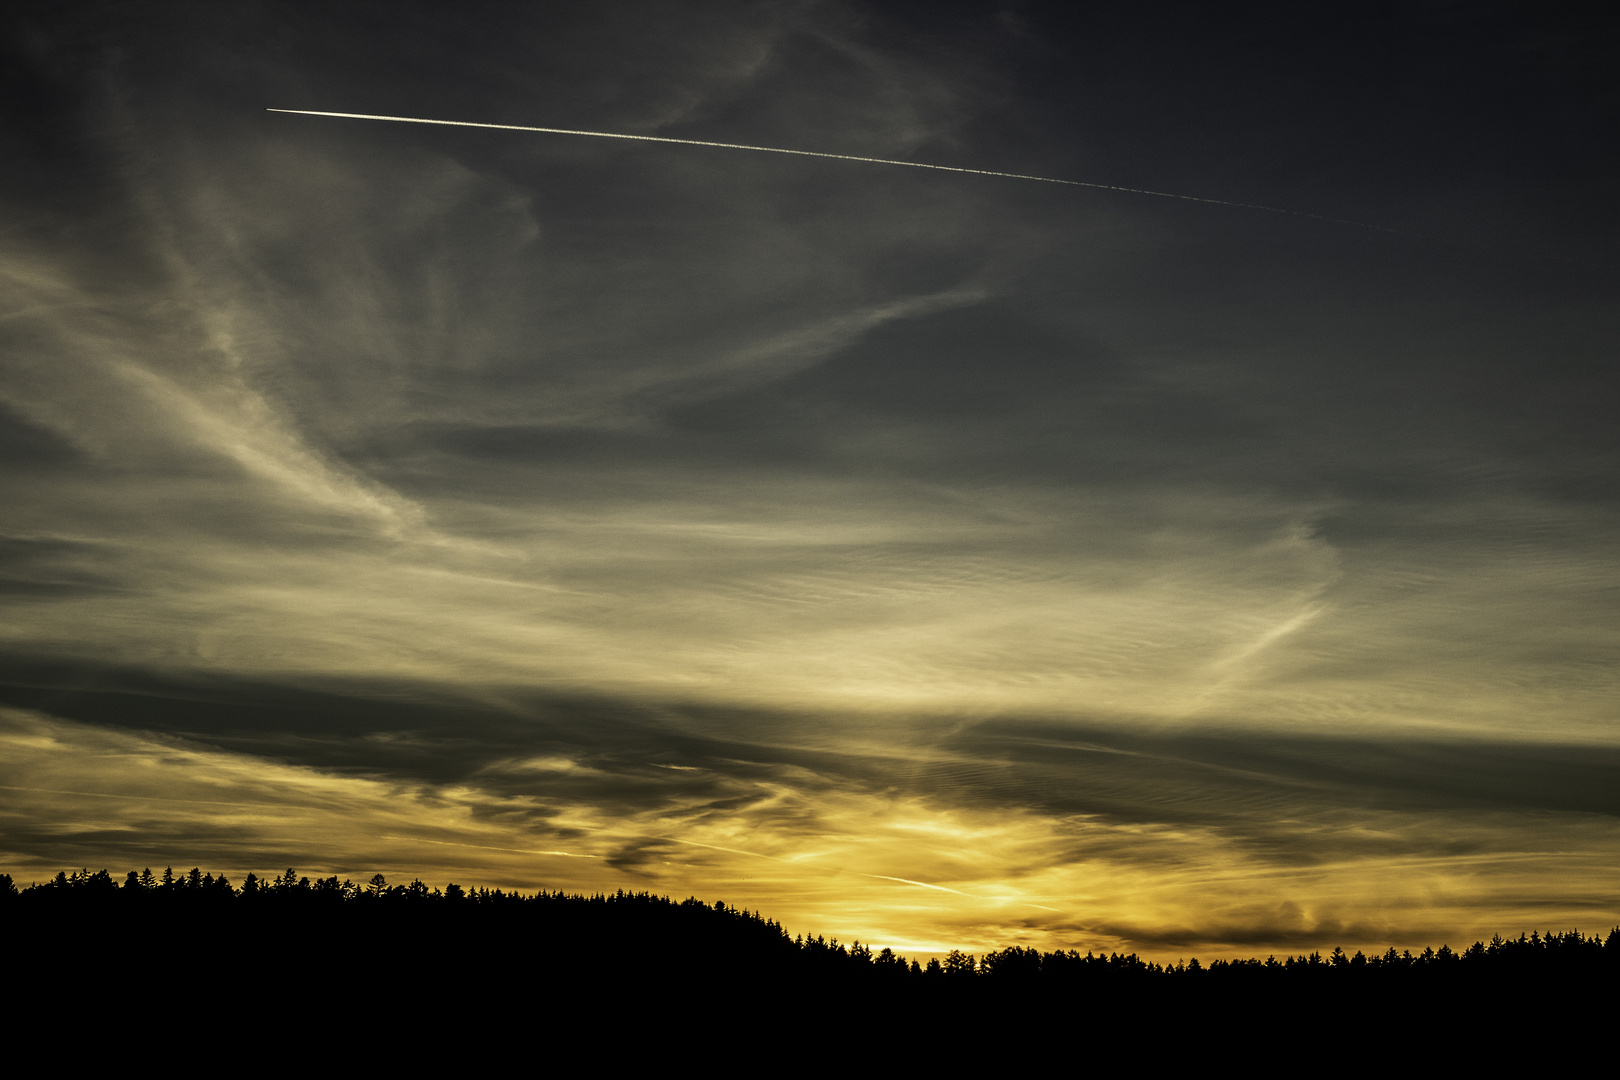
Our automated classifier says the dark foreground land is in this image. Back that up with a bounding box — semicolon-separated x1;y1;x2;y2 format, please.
6;867;1617;1054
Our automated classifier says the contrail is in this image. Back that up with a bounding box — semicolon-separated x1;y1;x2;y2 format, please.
267;109;1397;233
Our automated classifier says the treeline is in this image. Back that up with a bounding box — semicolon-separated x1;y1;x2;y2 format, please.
7;865;1618;994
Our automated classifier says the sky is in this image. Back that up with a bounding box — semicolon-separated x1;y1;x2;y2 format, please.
3;0;1618;959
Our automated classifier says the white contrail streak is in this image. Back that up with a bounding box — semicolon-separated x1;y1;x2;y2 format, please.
267;109;1396;233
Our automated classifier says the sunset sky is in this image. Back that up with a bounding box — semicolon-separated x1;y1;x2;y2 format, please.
3;1;1618;958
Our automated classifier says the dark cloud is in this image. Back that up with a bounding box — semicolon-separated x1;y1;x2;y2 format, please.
0;535;120;598
6;653;1618;839
0;405;84;468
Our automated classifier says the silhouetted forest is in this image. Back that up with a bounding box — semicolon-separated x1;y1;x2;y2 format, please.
8;865;1617;1002
7;865;1614;1065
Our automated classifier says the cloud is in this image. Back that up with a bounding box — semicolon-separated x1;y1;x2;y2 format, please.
5;0;1620;959
4;664;1618;956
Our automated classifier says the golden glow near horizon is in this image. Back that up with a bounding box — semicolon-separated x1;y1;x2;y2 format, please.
5;706;1619;960
3;4;1619;963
